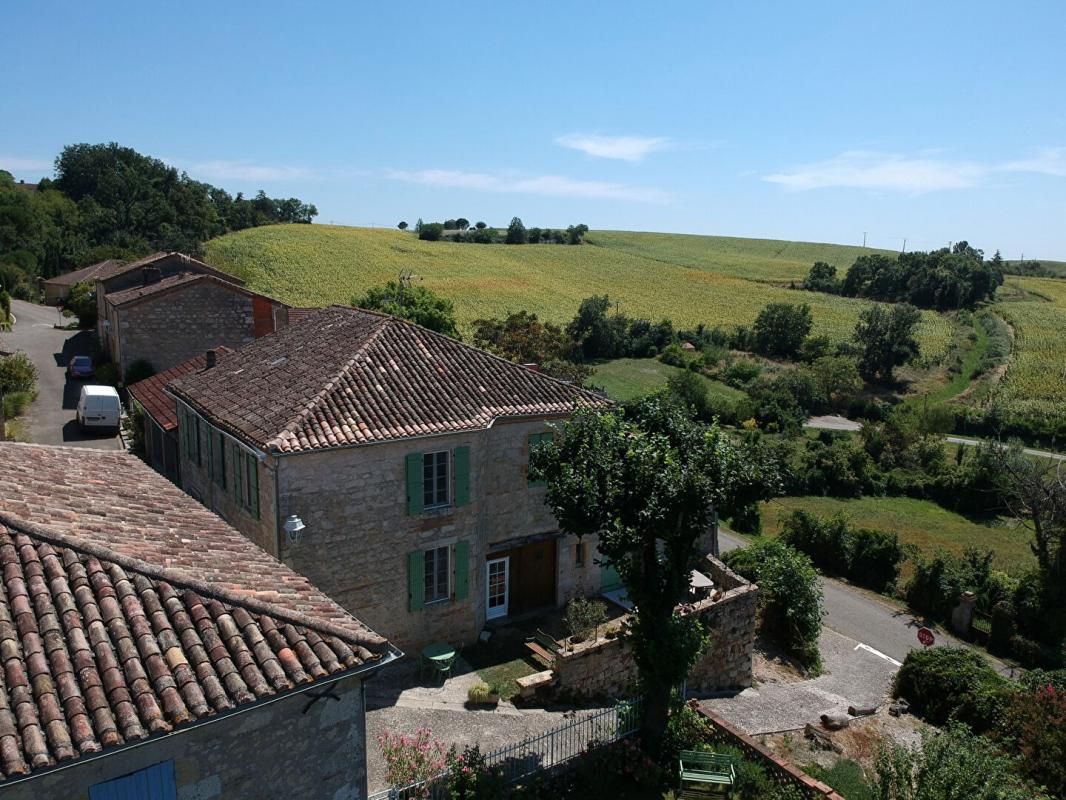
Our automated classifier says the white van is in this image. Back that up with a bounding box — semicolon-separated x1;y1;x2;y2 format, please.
77;385;122;434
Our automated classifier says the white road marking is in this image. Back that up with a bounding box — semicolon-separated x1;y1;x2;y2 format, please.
854;643;903;667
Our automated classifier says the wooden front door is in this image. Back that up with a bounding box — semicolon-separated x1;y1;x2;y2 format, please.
497;538;557;615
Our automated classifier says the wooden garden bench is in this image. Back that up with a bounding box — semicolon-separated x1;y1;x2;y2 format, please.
679;750;735;796
524;629;560;668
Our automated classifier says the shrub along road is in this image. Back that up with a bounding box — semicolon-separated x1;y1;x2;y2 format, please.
706;530;1014;735
5;299;120;450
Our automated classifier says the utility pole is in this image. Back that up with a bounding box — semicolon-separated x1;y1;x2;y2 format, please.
901;238;907;253
862;232;867;248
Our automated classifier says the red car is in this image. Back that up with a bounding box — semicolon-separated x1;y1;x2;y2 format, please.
67;355;94;379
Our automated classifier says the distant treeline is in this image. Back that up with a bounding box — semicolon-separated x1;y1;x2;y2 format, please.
402;216;588;245
802;240;1004;311
0;142;317;298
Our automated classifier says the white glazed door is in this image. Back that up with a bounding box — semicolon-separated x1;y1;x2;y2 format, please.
486;557;510;620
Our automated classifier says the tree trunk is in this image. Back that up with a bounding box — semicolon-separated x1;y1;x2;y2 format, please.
641;681;671;754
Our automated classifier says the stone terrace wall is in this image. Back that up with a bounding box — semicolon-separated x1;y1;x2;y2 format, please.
551;555;758;700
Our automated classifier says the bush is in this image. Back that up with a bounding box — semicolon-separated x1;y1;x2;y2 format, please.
779;511;903;592
804;759;873;800
0;351;38;397
701;743;770;800
724;539;823;670
2;390;34;422
905;548;994;620
729;502;762;535
753;303;813;359
659;343;688;368
892;647;1008;733
66;280;97;327
1007;684;1066;798
418;222;444;241
444;745;507;800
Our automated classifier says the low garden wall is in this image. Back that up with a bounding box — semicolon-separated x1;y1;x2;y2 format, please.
548;555;758;700
697;705;846;800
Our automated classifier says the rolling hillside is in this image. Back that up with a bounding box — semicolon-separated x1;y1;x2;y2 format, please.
204;225;954;359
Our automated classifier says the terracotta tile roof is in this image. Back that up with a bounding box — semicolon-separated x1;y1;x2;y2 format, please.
0;443;390;781
105;272;208;307
95;252;246;287
127;348;233;431
170;306;607;453
287;307;322;325
43;260;125;288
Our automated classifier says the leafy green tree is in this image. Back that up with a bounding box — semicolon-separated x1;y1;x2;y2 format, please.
853;303;921;383
474;221;486;230
565;295;627;359
66;281;97;328
566;223;589;245
443;219;457;230
353;280;460;338
455;218;469;231
417;222;444;241
723;538;824;669
530;398;781;748
471;310;578;367
505;216;527;244
526;227;542;244
804;261;839;293
414;218;424;233
753;302;813;358
397;221;408;230
808;355;863;410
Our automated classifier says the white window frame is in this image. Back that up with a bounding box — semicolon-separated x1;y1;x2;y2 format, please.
422;450;451;509
424;545;451;604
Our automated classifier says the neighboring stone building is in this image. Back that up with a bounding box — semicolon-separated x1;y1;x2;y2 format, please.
98;262;289;378
169;306;610;651
41;258;123;305
127;347;232;483
0;441;396;800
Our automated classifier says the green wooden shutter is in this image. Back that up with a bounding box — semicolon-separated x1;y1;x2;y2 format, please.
405;453;424;515
453;446;470;507
247;452;260;519
178;408;186;458
453;541;470;600
408;550;425;611
231;441;242;500
207;428;215;480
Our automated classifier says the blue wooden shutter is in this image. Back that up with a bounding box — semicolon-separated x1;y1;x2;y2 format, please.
453;446;470;506
408;550;425;611
405;453;424;515
453;541;470;600
89;760;176;800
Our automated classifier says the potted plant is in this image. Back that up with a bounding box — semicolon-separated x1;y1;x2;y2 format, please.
563;597;608;646
466;681;500;709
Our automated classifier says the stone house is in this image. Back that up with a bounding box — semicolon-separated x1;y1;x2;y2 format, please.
127;347;232;483
92;252;289;378
0;441;397;799
169;306;610;651
41;258;122;305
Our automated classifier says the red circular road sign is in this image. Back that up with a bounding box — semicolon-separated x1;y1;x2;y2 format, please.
917;628;935;647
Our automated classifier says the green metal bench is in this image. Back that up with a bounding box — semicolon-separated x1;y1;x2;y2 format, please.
679;750;735;796
524;629;560;668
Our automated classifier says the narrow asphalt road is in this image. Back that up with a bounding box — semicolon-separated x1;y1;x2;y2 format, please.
718;530;1014;674
4;299;121;450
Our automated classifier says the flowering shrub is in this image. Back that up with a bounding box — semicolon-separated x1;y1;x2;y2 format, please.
378;727;448;794
1008;683;1066;797
444;745;506;800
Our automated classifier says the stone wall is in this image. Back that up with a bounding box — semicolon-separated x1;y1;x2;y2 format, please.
181;414;596;653
551;556;758;699
4;674;373;800
116;281;257;375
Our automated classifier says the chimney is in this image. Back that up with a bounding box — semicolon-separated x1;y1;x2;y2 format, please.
522;363;540;373
142;266;162;286
205;349;218;369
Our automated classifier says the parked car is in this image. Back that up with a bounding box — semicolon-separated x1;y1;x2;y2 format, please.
77;385;121;434
67;355;94;379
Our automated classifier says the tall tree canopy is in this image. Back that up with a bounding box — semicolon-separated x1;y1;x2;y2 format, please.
853;303;921;383
354;279;460;338
531;399;782;748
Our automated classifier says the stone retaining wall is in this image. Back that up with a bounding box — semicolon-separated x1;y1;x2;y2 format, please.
549;555;758;700
697;705;846;800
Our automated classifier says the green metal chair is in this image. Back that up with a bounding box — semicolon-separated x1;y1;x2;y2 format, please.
679;750;735;797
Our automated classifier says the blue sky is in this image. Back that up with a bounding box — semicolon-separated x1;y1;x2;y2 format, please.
3;1;1065;259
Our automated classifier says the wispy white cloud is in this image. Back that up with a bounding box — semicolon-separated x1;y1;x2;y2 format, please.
555;133;672;162
764;151;986;193
186;160;319;182
1;156;53;173
386;168;672;203
1001;147;1066;178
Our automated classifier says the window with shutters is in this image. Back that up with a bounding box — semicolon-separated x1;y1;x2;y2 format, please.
423;451;450;509
424;545;450;603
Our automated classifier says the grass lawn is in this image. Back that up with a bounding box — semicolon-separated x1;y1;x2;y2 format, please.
590;357;747;402
762;496;1035;576
472;658;539;702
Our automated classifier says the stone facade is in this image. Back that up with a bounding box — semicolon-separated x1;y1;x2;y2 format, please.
3;674;373;800
180;413;606;652
109;281;260;376
549;556;758;700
